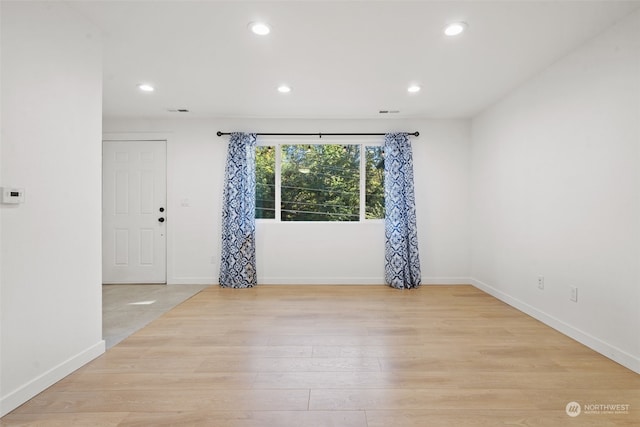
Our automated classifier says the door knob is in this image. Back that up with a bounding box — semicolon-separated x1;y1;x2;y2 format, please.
159;207;165;212
158;217;165;223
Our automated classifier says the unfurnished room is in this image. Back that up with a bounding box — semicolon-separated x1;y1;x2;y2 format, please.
1;1;640;426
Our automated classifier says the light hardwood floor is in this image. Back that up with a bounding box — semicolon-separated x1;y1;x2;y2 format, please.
2;285;639;426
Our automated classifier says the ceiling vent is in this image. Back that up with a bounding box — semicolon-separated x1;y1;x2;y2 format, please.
167;109;190;113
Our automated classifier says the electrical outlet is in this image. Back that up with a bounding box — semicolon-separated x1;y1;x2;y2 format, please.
537;276;544;290
569;286;578;302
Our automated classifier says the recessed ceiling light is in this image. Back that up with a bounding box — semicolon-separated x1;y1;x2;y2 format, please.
444;22;467;37
137;83;154;92
277;85;291;93
407;85;421;93
249;22;271;36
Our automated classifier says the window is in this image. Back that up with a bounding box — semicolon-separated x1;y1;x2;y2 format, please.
365;146;385;219
256;143;384;221
256;146;276;219
281;144;360;221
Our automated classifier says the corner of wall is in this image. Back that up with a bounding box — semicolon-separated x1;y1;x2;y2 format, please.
469;8;640;374
1;1;105;416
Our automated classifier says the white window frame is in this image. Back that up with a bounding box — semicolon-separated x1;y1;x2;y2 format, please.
256;137;384;223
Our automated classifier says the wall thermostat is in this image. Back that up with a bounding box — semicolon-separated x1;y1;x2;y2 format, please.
1;187;25;204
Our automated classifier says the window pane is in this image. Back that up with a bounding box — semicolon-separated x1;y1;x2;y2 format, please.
281;144;360;221
365;146;385;219
255;146;275;219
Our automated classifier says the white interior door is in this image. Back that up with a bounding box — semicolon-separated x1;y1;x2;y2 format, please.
103;140;167;283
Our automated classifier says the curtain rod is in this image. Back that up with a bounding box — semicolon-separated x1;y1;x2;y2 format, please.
216;131;419;138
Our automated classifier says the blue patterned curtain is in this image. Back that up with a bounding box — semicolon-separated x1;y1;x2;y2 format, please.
219;132;257;288
384;133;421;289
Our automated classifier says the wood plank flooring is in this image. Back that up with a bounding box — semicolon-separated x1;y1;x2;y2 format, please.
2;285;639;426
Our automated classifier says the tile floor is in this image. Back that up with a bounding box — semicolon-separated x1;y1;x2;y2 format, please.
102;284;210;348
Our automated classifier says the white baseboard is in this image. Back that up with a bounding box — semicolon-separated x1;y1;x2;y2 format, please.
470;278;640;374
169;275;471;286
0;340;105;417
258;277;386;285
167;277;214;285
256;276;470;285
422;277;472;285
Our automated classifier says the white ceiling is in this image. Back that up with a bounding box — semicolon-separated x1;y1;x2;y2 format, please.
70;0;640;120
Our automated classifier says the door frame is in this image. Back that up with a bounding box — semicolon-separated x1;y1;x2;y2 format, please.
102;132;171;284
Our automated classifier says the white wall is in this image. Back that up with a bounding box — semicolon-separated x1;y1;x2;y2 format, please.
0;2;104;416
103;118;471;285
470;10;640;372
